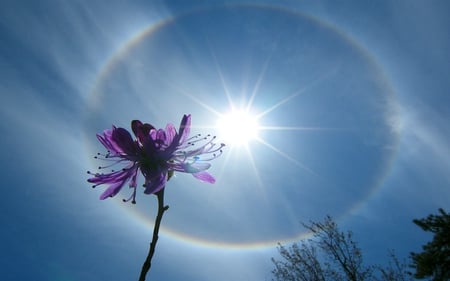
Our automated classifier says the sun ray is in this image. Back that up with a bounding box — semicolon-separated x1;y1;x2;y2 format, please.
256;68;338;119
243;144;265;193
181;91;224;117
143;66;225;118
259;126;348;131
211;51;236;111
256;136;317;176
150;38;330;189
216;144;236;182
256;87;308;119
246;54;273;112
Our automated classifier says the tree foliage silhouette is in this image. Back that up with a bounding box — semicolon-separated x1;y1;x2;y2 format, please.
410;208;450;281
271;216;411;281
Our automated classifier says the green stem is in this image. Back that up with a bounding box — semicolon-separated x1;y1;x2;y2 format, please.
138;189;169;281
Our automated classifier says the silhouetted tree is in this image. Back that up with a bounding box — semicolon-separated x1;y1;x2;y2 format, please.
374;251;412;281
271;216;412;281
410;208;450;281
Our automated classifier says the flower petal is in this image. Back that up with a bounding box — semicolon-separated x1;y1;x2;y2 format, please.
88;165;138;200
192;172;215;183
155;129;166;147
99;181;126;199
96;129;119;154
165;123;176;145
178;114;191;145
131;120;155;145
143;173;166;194
112;127;138;156
184;162;211;173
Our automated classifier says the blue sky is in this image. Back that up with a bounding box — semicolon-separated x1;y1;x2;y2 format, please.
1;1;449;280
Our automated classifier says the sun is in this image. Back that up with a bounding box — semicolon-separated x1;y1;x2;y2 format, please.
216;109;260;146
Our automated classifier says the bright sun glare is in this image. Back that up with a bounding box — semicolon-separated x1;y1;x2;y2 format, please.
216;110;259;146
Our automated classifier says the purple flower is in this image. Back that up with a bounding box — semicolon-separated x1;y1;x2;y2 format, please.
87;114;224;203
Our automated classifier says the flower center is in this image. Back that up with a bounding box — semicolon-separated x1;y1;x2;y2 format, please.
139;151;168;172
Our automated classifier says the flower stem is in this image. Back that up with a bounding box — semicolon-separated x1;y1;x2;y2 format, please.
138;189;169;281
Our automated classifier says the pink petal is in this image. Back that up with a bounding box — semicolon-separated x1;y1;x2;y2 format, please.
193;172;215;183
